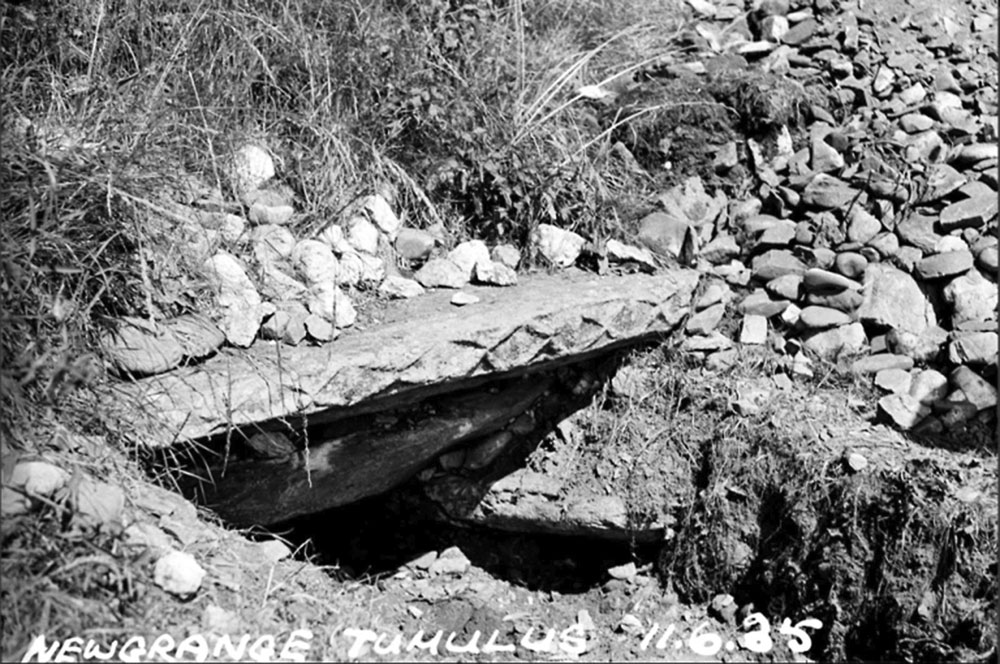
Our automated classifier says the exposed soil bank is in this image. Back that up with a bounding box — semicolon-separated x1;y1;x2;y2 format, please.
277;348;997;662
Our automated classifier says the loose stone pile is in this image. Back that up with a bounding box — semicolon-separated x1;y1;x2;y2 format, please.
101;145;655;379
102;149;512;373
654;0;997;433
1;441;295;599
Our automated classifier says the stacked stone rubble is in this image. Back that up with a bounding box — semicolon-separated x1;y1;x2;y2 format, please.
658;0;997;432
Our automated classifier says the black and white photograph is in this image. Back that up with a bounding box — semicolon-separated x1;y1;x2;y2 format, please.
1;0;997;661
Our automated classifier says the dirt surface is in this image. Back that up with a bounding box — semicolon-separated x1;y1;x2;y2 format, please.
279;344;995;663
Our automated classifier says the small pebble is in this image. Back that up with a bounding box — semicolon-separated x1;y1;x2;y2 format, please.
845;452;868;473
608;562;638;581
451;292;481;306
740;315;768;345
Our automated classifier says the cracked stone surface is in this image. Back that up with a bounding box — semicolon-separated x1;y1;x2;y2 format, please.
111;269;699;447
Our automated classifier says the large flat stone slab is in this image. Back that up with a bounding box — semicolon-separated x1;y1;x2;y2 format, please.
111;269;699;447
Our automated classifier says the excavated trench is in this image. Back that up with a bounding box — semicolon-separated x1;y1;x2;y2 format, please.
175;350;638;525
280;499;661;594
160;341;995;663
176;348;669;591
165;350;668;592
132;268;992;663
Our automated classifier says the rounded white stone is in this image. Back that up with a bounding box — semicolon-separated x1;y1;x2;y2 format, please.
154;550;206;597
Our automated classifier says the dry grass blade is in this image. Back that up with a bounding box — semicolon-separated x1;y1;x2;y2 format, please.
514;24;647;142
